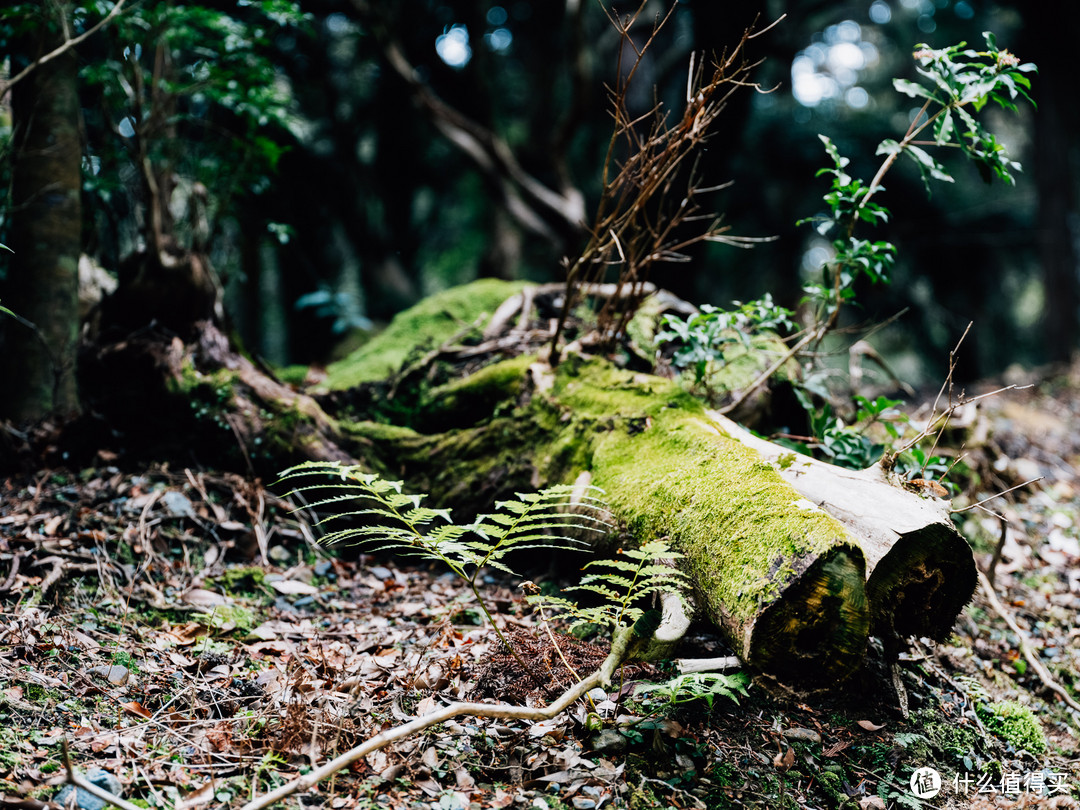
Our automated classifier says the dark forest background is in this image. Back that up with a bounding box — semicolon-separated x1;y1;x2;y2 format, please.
1;0;1075;418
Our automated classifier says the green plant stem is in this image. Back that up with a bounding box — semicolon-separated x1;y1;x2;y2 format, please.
858;98;936;219
468;582;538;679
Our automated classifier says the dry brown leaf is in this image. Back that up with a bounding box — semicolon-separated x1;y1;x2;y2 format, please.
181;588;227;607
856;720;886;731
121;701;152;719
176;781;216;810
773;746;795;770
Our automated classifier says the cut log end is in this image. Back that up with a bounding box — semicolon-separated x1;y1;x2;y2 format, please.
866;523;977;643
747;548;869;695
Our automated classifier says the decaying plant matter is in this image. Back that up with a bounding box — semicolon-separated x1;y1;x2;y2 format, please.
549;5;778;361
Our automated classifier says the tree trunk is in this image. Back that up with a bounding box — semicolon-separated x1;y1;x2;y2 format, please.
1;4;82;422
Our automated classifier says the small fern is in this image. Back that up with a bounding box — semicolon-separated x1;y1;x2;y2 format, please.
276;461;611;668
634;671;751;710
528;538;691;633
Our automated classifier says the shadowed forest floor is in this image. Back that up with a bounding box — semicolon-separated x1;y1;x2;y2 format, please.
1;368;1079;810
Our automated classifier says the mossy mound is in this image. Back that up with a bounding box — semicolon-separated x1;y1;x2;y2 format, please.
978;699;1048;754
320;279;528;391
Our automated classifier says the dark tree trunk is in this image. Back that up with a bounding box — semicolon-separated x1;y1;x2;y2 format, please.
1021;4;1080;361
1;5;83;422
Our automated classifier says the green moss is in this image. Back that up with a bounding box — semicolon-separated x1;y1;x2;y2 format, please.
215;566;267;596
419;353;536;430
553;357;860;622
274;365;310;386
548;356;868;689
815;766;856;809
210;604;258;632
321;279;528;391
978;700;1047;754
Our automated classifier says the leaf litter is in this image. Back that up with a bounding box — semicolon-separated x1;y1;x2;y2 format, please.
1;369;1080;808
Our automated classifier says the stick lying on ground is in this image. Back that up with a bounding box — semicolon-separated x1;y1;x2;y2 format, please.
240;622;653;810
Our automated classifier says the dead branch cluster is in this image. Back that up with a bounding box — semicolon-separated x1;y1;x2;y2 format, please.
551;6;779;359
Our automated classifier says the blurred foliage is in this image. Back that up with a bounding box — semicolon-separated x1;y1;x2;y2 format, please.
0;0;1068;380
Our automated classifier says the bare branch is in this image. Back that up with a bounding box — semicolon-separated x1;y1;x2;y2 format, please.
241;629;636;810
350;0;586;243
0;0;128;98
549;11;773;361
950;478;1042;515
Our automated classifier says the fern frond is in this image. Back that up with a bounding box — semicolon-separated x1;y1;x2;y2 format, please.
577;572;636;589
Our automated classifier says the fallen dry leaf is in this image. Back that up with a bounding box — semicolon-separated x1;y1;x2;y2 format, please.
121;701;152;719
268;579;319;595
773;746;795;770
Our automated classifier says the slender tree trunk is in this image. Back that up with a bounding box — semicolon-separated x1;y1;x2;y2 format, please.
1024;5;1080;361
1;5;83;421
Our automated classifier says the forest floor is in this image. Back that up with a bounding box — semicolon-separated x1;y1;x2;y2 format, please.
1;367;1080;810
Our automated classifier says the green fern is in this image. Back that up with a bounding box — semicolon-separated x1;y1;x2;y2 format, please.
528;538;691;633
277;461;611;667
634;671;750;709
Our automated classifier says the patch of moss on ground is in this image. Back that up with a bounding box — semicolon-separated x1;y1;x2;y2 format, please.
321;279;528;391
978;699;1047;754
214;566;267;597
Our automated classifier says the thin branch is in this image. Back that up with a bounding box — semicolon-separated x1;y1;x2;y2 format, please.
1;1;128;98
350;0;585;240
61;739;146;810
950;478;1042;515
977;569;1080;719
240;629;635;810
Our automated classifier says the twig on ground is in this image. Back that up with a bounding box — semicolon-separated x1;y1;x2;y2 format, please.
61;740;145;810
984;514;1008;588
240;628;636;810
976;569;1080;719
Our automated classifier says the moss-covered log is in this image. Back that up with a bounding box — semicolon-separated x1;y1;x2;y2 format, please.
546;357;871;694
69;280;974;698
331;350;873;695
303;279;977;694
708;412;976;645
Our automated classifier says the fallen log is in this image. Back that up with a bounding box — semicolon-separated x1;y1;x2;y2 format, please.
305;280;977;695
333;352;872;695
708;413;976;646
70;280;974;698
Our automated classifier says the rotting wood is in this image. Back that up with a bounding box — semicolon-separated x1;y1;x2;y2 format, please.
707;411;976;648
